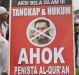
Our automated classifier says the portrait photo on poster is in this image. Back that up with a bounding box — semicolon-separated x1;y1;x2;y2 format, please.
26;17;56;47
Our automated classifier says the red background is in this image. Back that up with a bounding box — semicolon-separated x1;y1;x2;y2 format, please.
10;5;74;75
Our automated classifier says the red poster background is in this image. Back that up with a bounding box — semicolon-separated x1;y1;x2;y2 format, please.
10;5;74;75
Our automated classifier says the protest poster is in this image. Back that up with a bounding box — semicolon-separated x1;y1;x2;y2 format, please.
10;0;74;75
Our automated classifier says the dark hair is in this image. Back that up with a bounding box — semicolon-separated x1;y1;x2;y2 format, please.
35;19;50;27
74;22;79;27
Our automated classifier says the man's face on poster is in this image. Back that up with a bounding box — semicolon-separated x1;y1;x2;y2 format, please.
35;22;50;40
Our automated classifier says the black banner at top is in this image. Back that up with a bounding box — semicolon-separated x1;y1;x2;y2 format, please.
12;0;72;7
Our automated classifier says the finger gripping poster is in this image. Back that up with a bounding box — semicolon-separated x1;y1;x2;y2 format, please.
10;0;74;75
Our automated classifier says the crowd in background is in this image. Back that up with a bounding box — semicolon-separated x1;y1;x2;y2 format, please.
0;0;9;75
74;10;79;68
0;0;9;41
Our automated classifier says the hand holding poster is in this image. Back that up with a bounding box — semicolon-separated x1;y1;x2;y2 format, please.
10;0;74;75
